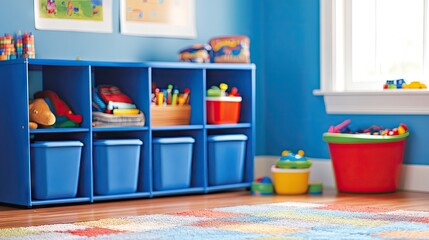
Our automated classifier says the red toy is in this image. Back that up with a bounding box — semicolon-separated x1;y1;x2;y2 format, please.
34;90;82;124
98;85;133;104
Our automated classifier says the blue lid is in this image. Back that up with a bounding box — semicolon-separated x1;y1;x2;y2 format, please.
153;137;195;144
31;141;83;148
94;139;143;146
207;134;248;142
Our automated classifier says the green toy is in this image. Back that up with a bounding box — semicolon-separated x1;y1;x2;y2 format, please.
207;86;222;97
308;182;323;195
251;176;274;196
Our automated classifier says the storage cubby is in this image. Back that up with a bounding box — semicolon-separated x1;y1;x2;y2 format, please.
0;59;254;207
207;134;247;186
31;140;83;200
93;139;142;194
91;64;149;130
30;132;92;205
152;137;194;190
206;128;253;192
206;69;253;126
151;68;204;126
151;129;205;196
92;130;150;201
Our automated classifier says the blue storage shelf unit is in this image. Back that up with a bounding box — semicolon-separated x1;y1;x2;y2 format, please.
0;58;255;207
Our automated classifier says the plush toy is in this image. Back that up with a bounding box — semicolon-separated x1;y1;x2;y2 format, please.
29;98;56;129
34;90;82;125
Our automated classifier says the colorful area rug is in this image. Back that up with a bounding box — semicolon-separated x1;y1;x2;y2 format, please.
1;201;429;239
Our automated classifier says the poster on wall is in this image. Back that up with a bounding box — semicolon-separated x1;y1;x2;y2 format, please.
120;0;196;38
34;0;113;33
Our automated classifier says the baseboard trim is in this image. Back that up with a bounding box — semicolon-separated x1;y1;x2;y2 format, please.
255;156;429;193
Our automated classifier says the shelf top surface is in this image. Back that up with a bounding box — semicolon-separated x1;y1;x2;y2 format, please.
0;58;255;70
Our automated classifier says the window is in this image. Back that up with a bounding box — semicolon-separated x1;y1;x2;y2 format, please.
317;0;429;114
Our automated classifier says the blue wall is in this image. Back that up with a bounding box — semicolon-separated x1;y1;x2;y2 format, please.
3;1;427;165
261;0;428;165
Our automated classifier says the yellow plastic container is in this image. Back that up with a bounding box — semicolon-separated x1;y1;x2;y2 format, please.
271;166;310;194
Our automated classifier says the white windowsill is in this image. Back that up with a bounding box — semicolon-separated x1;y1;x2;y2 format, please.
313;89;429;114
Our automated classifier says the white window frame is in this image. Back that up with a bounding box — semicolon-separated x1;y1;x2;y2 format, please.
315;0;429;114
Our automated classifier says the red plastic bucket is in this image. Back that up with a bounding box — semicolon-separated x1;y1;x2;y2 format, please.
323;132;409;193
206;97;242;124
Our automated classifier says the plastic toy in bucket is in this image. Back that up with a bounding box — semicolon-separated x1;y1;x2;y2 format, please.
323;132;409;193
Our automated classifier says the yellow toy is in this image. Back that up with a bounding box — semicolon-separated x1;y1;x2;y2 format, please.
29;98;56;129
281;149;304;157
281;150;290;156
402;81;427;89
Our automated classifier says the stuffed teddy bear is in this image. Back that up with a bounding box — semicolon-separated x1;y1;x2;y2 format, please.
29;98;56;129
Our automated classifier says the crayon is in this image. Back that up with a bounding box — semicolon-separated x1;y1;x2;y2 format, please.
178;94;185;106
167;84;173;105
172;89;179;106
163;89;168;105
183;88;190;105
157;92;164;106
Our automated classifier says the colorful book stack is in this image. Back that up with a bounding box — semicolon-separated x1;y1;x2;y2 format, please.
92;85;145;128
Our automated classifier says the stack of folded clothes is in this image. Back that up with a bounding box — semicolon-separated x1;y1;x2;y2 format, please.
92;85;145;128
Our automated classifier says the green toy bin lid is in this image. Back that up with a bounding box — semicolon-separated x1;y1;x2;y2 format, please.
322;132;409;144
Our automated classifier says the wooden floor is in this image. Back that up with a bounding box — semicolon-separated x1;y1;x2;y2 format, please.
1;188;429;229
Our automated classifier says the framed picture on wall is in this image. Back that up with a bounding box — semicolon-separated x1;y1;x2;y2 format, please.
120;0;196;38
34;0;113;33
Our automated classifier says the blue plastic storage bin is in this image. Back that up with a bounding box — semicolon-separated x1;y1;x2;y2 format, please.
31;141;83;200
207;134;247;186
93;139;142;195
153;137;195;191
